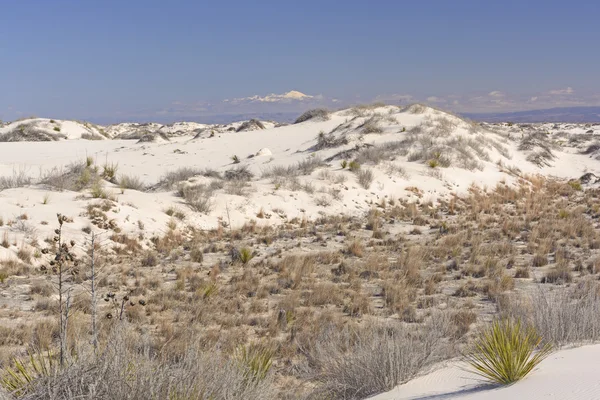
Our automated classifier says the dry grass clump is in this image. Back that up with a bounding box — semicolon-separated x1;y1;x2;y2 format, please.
16;246;32;264
501;282;600;347
305;314;454;399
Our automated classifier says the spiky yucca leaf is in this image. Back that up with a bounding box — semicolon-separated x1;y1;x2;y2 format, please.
464;319;553;384
234;344;273;383
1;350;54;395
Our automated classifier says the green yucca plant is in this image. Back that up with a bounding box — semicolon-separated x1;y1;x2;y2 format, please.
234;344;273;383
239;247;254;265
1;350;54;396
464;319;552;385
102;162;119;182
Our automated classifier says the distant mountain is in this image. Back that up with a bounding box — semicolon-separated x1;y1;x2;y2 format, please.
464;106;600;123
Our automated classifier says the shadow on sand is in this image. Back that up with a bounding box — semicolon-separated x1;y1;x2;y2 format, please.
405;382;499;399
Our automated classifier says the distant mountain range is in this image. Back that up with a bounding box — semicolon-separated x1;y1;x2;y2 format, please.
464;106;600;123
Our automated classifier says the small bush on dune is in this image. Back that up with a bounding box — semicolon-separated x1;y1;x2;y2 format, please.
225;165;254;182
294;108;330;124
360;116;384;134
0;169;32;191
236;119;265;132
179;184;214;213
357;168;374;189
262;157;325;179
157;167;221;190
464;319;552;385
118;174;146;191
315;131;347;150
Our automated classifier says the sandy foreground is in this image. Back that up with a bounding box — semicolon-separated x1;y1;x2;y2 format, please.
369;344;600;400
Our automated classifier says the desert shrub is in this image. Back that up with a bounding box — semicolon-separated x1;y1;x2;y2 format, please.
314;131;347;150
190;248;203;263
140;251;158;267
297;156;325;175
568;180;582;191
262;157;324;179
236;119;265;132
294;108;329;124
157;167;220;190
164;206;186;220
305;313;453;399
464;319;552;385
180;184;214;213
225;166;254;182
17;326;277;400
118;174;146;191
81;133;103;140
353;141;409;165
360;116;384;134
541;267;573;285
0;169;32;191
40;161;101;192
502;284;600;346
357;168;374;189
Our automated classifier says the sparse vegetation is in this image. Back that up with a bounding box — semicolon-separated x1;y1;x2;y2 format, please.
118;174;145;191
294;108;329;124
357;168;374;189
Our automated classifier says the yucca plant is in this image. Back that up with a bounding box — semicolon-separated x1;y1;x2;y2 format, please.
1;350;54;396
239;247;254;265
234;344;273;383
102;162;119;182
464;319;553;385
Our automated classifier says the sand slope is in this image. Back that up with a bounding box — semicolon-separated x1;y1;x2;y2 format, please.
369;344;600;400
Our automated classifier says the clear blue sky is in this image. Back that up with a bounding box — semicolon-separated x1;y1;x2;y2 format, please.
2;0;599;122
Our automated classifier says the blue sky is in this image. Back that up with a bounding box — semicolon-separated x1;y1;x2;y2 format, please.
1;0;599;122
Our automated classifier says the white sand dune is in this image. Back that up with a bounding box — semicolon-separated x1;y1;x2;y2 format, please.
369;344;600;400
1;105;599;264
